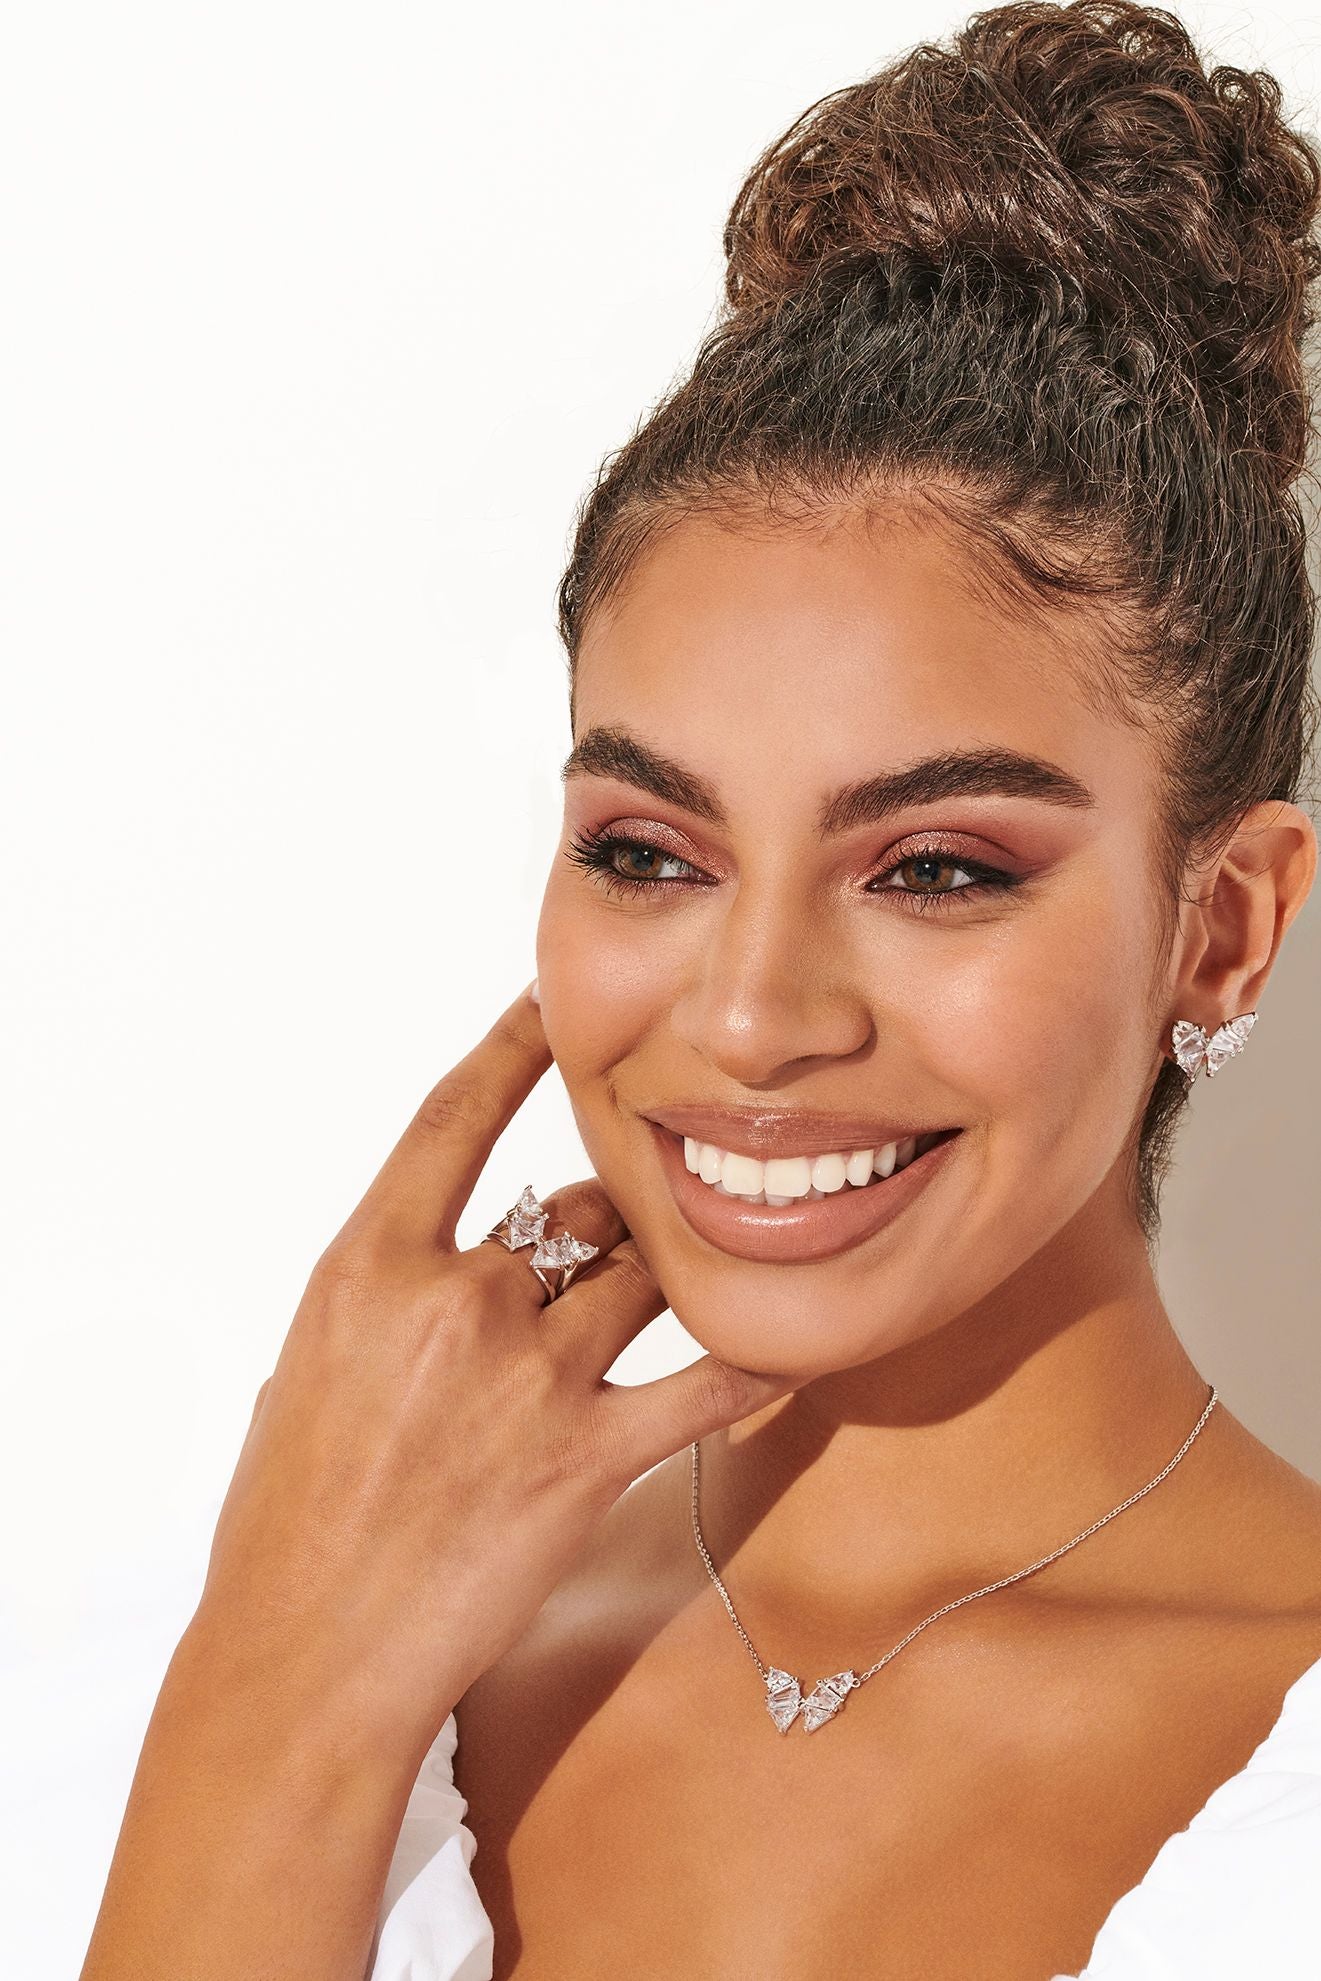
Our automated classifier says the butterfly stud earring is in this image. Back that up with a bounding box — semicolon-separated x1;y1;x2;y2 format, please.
1170;1011;1258;1083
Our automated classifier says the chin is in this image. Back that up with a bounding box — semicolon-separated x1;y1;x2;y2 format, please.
625;1218;1055;1392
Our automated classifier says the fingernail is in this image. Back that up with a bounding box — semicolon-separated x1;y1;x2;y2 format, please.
528;976;540;1006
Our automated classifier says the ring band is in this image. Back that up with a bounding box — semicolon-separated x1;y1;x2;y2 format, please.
484;1184;600;1303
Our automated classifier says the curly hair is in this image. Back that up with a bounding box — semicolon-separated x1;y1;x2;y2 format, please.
554;0;1321;1240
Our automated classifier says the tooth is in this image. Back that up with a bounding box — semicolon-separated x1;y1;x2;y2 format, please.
894;1136;917;1169
873;1142;898;1178
763;1155;813;1200
844;1148;875;1187
720;1150;766;1196
715;1178;766;1202
764;1194;795;1206
684;1136;700;1174
811;1153;848;1193
698;1143;723;1185
805;1185;826;1201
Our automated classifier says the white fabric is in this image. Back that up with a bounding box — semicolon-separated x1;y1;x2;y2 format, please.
366;1709;494;1981
366;1649;1321;1980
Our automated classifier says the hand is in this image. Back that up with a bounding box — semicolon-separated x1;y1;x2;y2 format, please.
193;983;795;1747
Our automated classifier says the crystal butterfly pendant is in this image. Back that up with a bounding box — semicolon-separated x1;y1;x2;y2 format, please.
765;1666;860;1733
1171;1011;1257;1082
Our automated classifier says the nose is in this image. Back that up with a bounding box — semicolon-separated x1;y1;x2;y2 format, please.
666;882;875;1085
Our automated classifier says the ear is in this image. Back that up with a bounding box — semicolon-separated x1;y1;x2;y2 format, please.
1170;799;1317;1025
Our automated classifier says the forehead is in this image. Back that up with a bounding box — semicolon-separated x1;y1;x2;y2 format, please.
571;505;1147;813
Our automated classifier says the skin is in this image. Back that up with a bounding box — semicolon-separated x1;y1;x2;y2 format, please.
452;501;1321;1979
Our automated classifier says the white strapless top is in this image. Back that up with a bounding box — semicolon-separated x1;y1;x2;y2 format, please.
366;1650;1321;1979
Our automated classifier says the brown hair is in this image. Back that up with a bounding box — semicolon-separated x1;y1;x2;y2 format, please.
555;0;1321;1239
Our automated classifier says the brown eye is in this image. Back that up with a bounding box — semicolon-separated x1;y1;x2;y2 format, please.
893;855;974;894
867;846;1020;912
563;827;708;900
613;843;667;880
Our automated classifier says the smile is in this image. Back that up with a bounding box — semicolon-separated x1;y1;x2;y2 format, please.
683;1131;947;1202
646;1119;962;1263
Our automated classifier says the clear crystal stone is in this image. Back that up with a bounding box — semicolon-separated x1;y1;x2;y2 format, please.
765;1668;803;1733
801;1669;858;1731
1172;1019;1209;1078
1205;1011;1256;1076
531;1231;599;1271
505;1185;548;1248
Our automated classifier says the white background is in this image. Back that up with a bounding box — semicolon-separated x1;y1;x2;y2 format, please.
3;4;1318;1972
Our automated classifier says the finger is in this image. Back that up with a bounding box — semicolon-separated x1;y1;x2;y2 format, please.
475;1175;631;1276
545;1234;668;1372
344;982;550;1254
601;1353;797;1485
473;1181;662;1366
461;1176;632;1315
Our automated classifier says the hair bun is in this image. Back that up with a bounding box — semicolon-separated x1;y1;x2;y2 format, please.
722;0;1321;475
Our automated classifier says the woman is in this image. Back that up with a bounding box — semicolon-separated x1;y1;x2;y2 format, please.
80;2;1321;1977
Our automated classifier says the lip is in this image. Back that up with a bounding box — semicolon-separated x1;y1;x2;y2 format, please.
642;1103;949;1161
646;1118;962;1263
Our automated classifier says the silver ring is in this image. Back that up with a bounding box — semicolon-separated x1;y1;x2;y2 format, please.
483;1184;600;1303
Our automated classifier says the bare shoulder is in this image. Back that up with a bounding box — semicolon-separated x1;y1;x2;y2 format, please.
1205;1406;1321;1610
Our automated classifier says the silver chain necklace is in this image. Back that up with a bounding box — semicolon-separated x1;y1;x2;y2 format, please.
689;1384;1219;1734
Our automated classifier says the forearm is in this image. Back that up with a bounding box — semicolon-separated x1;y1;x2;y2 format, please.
79;1604;446;1981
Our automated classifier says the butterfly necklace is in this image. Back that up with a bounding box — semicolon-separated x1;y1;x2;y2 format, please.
689;1384;1219;1734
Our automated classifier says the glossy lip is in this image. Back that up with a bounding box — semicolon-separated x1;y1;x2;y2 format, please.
643;1102;948;1161
646;1118;962;1263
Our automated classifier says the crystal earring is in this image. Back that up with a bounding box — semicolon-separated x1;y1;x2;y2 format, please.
1170;1011;1258;1083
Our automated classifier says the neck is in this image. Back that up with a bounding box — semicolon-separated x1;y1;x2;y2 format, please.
694;1184;1212;1649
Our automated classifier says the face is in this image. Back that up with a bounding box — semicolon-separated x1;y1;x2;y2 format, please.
535;504;1174;1380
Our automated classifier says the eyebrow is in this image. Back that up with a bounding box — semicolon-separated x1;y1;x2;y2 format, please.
560;725;1095;836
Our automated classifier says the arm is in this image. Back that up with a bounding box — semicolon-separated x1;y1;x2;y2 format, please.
79;1605;450;1981
79;984;790;1978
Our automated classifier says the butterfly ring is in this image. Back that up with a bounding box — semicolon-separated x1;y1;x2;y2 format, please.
483;1184;600;1303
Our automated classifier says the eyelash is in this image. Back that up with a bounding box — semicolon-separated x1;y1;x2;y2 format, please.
563;827;1023;913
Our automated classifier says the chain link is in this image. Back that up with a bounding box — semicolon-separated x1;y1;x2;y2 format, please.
690;1385;1219;1691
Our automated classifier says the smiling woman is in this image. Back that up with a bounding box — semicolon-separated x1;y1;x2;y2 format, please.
78;5;1321;1981
436;0;1321;1972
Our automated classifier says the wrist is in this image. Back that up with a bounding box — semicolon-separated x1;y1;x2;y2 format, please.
172;1596;448;1794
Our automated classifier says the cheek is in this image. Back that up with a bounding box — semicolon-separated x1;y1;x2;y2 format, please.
535;871;663;1080
920;870;1160;1162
